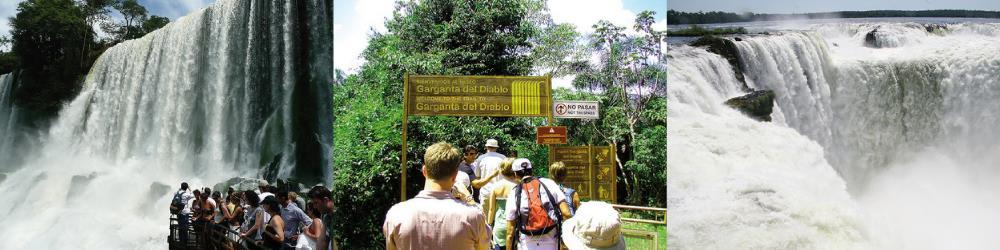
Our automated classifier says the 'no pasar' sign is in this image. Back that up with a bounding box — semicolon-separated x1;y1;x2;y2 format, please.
553;100;599;119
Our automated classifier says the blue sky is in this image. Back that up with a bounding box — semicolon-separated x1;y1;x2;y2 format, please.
667;0;1000;13
1;0;215;51
335;0;667;88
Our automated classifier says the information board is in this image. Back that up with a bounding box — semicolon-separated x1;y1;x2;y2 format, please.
406;75;551;117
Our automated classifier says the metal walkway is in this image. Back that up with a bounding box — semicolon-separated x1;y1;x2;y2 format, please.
168;215;267;250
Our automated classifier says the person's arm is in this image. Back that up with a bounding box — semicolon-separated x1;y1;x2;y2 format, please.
471;170;500;189
473;214;489;250
275;218;285;242
505;221;515;250
559;202;572;220
572;192;580;214
305;218;322;238
222;204;232;220
244;210;263;236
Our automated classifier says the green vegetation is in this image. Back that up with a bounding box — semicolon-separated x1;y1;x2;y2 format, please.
668;9;1000;24
4;0;170;120
620;210;667;250
667;25;747;36
331;0;665;247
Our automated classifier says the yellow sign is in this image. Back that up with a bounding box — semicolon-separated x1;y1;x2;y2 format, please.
550;145;617;202
405;75;551;117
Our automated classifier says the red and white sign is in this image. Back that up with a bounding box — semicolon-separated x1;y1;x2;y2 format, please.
536;126;568;144
553;101;600;119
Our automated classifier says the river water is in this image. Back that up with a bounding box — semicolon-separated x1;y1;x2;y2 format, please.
668;18;1000;249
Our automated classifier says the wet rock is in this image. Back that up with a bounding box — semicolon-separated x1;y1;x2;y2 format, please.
690;35;748;89
924;24;948;35
724;90;776;122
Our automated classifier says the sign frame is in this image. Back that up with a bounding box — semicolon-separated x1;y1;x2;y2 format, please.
536;126;568;144
401;74;553;202
548;144;618;202
553;100;600;119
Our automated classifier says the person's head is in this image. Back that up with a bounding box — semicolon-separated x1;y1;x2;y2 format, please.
561;202;625;250
193;189;202;200
508;149;518;158
308;185;333;213
180;182;189;191
422;142;463;185
203;187;212;198
484;139;499;152
549;161;568;183
276;189;290;206
511;158;533;179
463;145;478;163
244;190;260;207
258;180;269;192
305;205;318;219
498;157;517;181
262;196;280;214
289;192;299;202
227;187;235;197
211;191;222;202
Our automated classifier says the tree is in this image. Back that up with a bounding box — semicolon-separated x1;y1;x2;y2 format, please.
531;23;588;77
10;0;94;115
572;11;666;207
331;0;544;247
142;15;170;33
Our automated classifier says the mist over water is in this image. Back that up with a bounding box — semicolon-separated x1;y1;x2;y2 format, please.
668;19;1000;249
0;0;332;248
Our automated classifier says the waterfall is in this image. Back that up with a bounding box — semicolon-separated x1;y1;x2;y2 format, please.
669;21;1000;249
666;45;869;249
0;0;332;248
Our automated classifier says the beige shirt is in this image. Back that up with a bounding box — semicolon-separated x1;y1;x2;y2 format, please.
383;190;490;250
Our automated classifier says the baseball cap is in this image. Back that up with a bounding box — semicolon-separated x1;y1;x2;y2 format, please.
512;158;532;172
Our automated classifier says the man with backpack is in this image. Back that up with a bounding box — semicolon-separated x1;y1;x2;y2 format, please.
170;182;195;246
504;159;573;250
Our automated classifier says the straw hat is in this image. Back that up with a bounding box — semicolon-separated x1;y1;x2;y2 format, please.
561;201;626;250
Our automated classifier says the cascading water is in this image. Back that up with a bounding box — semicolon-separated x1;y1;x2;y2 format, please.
668;20;1000;249
0;0;332;248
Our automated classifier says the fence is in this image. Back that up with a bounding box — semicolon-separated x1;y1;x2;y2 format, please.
168;215;266;250
613;204;667;250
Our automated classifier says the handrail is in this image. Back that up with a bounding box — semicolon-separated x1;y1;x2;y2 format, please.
610;204;667;225
169;215;265;250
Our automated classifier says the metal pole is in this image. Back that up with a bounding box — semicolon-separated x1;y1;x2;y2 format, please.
401;74;410;202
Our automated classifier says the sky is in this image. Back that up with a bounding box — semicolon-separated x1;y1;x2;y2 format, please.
667;0;1000;13
334;0;668;89
1;0;215;51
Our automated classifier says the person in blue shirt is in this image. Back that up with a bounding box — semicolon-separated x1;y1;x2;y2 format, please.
277;190;312;249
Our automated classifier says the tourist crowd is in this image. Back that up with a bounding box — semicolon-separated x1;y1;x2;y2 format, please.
170;180;336;250
383;139;627;250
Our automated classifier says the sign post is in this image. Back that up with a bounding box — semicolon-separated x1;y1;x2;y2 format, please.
401;75;552;201
550;145;617;202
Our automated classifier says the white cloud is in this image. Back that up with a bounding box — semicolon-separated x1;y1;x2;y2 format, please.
552;75;576;89
548;0;636;34
333;0;395;73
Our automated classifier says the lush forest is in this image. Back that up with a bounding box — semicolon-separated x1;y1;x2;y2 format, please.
330;0;666;247
667;9;1000;24
0;0;170;122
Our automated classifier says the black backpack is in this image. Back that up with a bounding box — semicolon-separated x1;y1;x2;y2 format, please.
169;190;185;214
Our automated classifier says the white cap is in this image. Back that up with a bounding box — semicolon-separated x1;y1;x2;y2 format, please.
561;201;626;250
511;158;532;172
485;139;499;148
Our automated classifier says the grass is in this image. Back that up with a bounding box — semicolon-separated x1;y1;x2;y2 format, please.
668;24;748;37
620;211;667;250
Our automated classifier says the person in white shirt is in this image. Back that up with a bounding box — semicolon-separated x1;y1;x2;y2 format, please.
504;159;572;250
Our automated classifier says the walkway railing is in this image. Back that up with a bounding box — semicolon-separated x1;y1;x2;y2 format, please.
612;204;667;250
168;215;266;250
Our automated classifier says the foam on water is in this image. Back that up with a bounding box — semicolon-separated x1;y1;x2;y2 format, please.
669;20;1000;249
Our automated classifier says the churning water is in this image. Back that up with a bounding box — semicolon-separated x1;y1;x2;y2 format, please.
0;0;332;248
668;18;1000;249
